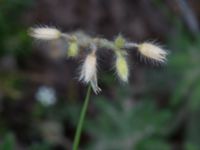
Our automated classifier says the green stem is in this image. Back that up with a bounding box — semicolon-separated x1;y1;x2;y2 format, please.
72;86;92;150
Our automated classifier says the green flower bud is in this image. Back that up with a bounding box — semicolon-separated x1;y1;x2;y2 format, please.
67;41;79;57
114;35;125;49
115;54;129;82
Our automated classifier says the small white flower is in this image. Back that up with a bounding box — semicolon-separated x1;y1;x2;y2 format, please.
79;52;101;94
35;86;57;106
137;42;167;63
29;27;61;40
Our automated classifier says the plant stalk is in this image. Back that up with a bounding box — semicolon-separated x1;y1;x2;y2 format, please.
72;86;92;150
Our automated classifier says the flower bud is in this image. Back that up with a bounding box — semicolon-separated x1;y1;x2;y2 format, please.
67;41;79;57
115;54;129;82
28;27;61;40
114;35;126;49
137;42;167;63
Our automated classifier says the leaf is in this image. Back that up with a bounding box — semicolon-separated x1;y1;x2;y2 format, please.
29;143;52;150
1;133;15;150
189;82;200;111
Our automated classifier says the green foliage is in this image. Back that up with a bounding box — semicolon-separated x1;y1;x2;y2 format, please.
29;143;52;150
84;96;171;150
136;138;170;150
166;25;200;149
0;0;32;57
168;27;200;110
0;133;15;150
0;73;23;99
185;110;200;150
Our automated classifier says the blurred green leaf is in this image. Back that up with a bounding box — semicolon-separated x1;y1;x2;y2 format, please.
186;142;199;150
85;96;171;150
189;82;200;111
136;138;170;150
1;133;15;150
29;143;52;150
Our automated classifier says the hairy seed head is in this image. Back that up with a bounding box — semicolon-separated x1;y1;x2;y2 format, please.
80;52;97;83
80;52;101;94
28;27;61;40
137;42;167;63
116;55;129;82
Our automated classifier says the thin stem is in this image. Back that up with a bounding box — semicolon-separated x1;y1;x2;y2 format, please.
124;42;138;49
72;85;92;150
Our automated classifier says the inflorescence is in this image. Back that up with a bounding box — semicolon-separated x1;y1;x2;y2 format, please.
28;26;168;94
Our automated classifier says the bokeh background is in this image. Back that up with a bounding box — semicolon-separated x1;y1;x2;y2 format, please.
0;0;200;150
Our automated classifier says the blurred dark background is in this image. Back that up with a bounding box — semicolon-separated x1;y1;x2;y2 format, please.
1;0;200;150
